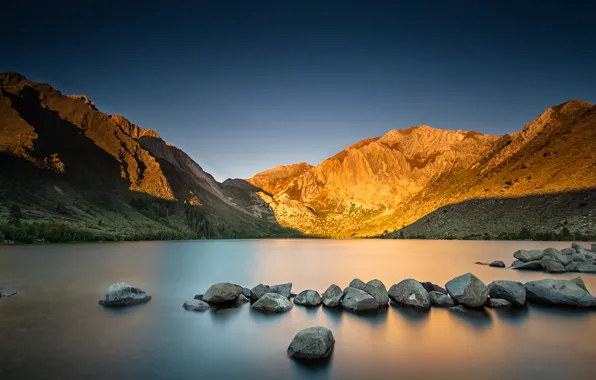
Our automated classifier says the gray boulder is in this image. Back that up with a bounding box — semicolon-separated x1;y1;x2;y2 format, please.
364;279;389;307
570;277;589;292
592;244;596;252
543;259;566;273
194;294;203;300
98;283;151;307
566;262;596;273
203;282;243;304
294;290;323;307
525;279;595;307
511;261;543;271
561;248;576;255
251;293;293;313
242;287;251;298
572;242;585;251
238;294;250;303
513;249;544;262
488;280;526;306
544;248;571;266
349;278;366;290
340;287;378;312
250;283;271;302
421;281;447;294
183;299;210;311
429;291;455;307
489;261;506;268
270;283;292;298
445;273;488;308
475;262;489;266
569;252;587;262
486;298;512;308
322;284;343;308
388;279;431;309
287;326;335;360
511;260;522;267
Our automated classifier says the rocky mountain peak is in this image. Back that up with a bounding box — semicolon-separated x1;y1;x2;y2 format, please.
109;114;161;139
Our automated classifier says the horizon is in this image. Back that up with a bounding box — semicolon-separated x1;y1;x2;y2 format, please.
2;1;596;181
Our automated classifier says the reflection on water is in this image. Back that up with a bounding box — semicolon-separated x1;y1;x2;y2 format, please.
0;239;595;380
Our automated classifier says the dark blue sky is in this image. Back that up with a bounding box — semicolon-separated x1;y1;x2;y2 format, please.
2;0;595;180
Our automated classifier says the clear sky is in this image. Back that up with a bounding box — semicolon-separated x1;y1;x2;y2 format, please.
2;0;595;181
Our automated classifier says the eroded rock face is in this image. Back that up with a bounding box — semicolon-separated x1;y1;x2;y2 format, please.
445;273;488;308
388;279;431;309
340;287;378;312
488;280;526;307
287;326;335;360
183;299;210;311
322;284;343;307
429;291;455;307
251;293;293;313
514;249;544;262
270;283;292;298
525;279;595;308
203;283;243;304
98;283;151;307
364;279;389;307
294;290;323;307
250;284;271;302
349;278;366;290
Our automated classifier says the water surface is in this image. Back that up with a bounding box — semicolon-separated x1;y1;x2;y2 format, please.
1;240;595;380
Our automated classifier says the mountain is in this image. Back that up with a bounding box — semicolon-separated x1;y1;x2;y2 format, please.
0;72;297;242
240;100;596;239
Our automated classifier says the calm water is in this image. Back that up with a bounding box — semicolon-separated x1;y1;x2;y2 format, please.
1;239;595;380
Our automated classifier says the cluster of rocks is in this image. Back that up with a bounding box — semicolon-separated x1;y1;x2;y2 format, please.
511;243;596;274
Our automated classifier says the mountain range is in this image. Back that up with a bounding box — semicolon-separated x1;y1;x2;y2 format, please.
1;73;594;242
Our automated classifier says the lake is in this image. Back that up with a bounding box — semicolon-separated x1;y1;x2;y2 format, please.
1;239;595;380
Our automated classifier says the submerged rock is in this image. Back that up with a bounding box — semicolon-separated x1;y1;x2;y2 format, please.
270;283;292;298
183;299;210;311
542;259;567;273
294;290;323;307
287;326;335;360
340;287;378;312
445;273;488;308
513;249;544;262
429;291;455;307
488;280;526;307
364;279;389;307
388;279;431;309
242;287;251;298
561;248;576;255
511;261;543;271
489;261;506;268
322;284;343;308
421;281;447;295
238;294;250;303
98;283;151;307
543;248;571;266
251;293;293;313
194;294;203;300
349;278;366;290
250;284;271;302
486;298;512;309
566;262;596;273
203;283;243;304
525;279;595;308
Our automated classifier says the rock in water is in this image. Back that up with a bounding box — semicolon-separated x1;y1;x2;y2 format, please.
525;279;595;308
561;248;576;255
543;248;571;266
388;279;431;309
488;280;526;307
322;284;343;307
98;283;151;307
511;261;543;271
364;279;389;307
592;244;596;252
183;299;210;311
566;262;596;273
421;281;447;295
340;287;378;312
543;259;567;273
569;277;589;292
489;261;506;268
242;287;251;298
251;293;293;313
287;326;335;360
270;283;292;298
238;294;250;303
445;273;488;308
294;290;323;307
429;291;455;307
513;249;544;262
194;294;203;300
486;298;512;308
250;284;271;302
349;278;366;290
202;283;243;304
